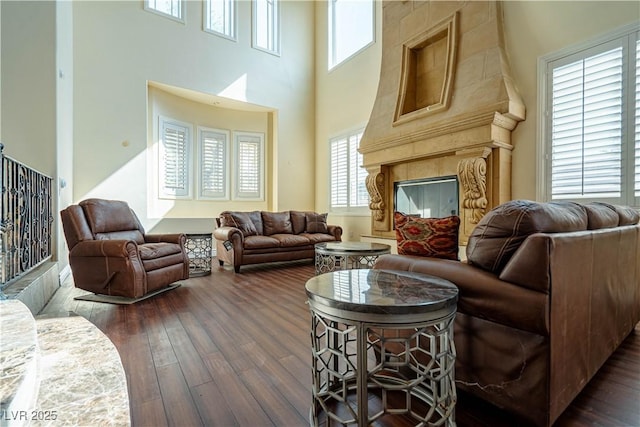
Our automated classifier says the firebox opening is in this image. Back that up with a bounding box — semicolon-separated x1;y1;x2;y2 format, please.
394;176;459;223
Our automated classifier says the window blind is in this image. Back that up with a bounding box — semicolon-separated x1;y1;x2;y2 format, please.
235;133;264;200
200;129;228;199
635;39;640;197
160;120;190;198
330;129;368;210
331;136;349;207
551;47;623;198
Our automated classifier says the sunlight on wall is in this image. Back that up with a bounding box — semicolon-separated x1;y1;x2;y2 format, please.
218;74;248;102
80;148;169;232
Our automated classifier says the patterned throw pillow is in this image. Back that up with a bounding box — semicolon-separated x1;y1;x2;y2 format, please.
305;212;328;233
394;212;460;260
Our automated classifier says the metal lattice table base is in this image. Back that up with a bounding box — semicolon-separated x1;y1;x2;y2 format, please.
315;253;383;274
185;233;212;277
314;242;391;275
309;310;457;426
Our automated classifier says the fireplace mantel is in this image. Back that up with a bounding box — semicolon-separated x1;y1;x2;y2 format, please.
360;1;525;243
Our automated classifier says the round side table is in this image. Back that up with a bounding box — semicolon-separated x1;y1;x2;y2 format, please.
185;233;212;277
314;242;391;274
305;268;459;426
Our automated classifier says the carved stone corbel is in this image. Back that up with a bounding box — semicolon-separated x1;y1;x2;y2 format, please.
457;157;488;224
365;166;389;231
366;172;385;222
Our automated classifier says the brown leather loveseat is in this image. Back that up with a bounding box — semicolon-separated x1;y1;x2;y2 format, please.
214;210;342;272
61;198;189;298
374;200;640;426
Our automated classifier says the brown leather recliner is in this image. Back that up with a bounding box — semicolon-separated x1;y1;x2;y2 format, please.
60;198;189;298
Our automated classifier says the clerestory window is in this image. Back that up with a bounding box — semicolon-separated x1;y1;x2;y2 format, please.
144;0;184;23
328;0;375;70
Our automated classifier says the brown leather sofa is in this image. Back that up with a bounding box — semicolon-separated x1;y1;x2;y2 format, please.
60;198;189;298
374;200;640;426
214;210;342;272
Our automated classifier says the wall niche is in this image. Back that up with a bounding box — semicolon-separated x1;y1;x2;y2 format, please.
394;12;458;126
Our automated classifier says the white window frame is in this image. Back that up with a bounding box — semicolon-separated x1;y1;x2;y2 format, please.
538;22;640;207
144;0;185;23
329;128;370;214
252;0;280;56
198;127;230;200
233;131;265;201
158;116;193;199
204;0;236;41
328;0;375;70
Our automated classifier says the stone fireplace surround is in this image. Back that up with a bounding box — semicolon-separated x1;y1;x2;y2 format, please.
360;1;525;244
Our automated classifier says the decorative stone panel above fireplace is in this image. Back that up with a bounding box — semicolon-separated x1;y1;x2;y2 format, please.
360;1;525;244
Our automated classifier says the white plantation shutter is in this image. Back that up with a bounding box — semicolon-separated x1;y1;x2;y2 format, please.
545;28;640;206
331;129;369;210
551;46;623;199
331;136;349;207
199;128;229;199
159;118;191;198
234;132;264;200
635;39;640;198
349;132;368;207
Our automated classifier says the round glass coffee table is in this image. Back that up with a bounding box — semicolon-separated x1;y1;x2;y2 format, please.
305;269;458;426
314;241;391;274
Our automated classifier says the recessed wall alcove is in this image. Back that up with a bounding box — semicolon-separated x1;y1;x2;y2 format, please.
395;12;458;125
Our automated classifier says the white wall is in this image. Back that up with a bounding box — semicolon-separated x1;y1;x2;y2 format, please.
56;0;74;269
72;0;315;231
0;1;56;174
314;0;382;241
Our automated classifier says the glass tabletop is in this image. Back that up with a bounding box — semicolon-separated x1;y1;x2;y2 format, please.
315;241;391;253
305;269;458;315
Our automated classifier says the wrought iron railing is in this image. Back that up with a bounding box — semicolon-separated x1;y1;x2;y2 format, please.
0;143;54;294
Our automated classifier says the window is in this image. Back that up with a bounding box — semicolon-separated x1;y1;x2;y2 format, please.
542;25;639;206
234;132;265;200
330;129;369;211
252;0;280;55
144;0;184;22
328;0;375;70
198;127;230;200
204;0;236;40
159;117;192;199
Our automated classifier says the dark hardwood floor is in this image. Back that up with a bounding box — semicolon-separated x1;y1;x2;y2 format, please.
40;260;640;427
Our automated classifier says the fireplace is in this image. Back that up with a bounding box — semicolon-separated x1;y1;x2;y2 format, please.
360;1;525;244
394;176;458;219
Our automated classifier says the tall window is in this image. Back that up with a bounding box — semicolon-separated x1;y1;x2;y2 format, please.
330;129;369;211
159;117;192;199
198;127;229;200
253;0;280;55
204;0;236;40
234;132;265;200
543;26;639;206
328;0;375;70
144;0;184;22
